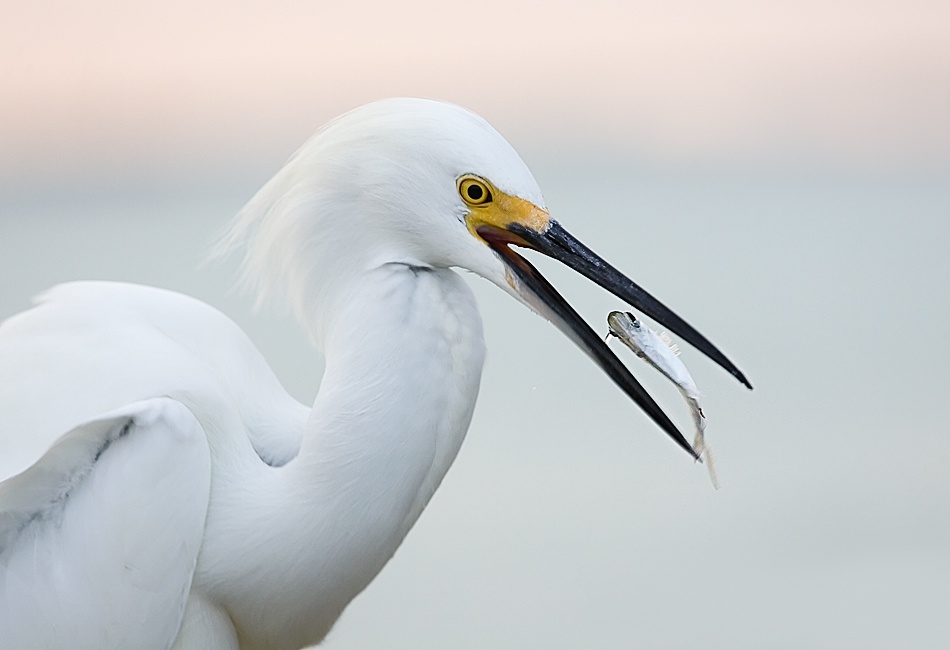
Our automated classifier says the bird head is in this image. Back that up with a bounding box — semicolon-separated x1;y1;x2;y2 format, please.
218;98;749;456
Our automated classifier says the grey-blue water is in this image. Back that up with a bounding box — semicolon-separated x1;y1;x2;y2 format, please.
2;159;948;648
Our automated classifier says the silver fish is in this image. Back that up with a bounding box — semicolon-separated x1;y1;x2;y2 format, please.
607;310;718;488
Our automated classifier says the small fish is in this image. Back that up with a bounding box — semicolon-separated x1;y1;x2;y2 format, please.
607;310;719;488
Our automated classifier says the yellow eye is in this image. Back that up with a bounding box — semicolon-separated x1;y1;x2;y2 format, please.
458;176;493;206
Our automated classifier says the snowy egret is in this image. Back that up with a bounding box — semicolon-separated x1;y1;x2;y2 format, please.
0;98;749;649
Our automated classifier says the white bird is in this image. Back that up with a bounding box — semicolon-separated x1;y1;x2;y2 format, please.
0;98;750;649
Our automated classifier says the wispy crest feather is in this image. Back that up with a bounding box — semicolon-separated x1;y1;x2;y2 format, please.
208;107;369;334
210;140;321;314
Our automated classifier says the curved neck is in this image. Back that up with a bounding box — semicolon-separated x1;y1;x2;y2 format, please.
221;263;486;648
300;263;486;516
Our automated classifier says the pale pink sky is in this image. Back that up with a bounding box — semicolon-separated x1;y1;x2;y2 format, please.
2;0;948;178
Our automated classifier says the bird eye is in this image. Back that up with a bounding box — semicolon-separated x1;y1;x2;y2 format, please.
458;177;492;206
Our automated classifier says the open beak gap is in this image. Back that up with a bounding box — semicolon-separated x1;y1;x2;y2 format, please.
478;224;700;458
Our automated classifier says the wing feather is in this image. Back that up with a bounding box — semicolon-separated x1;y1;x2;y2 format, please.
0;398;211;650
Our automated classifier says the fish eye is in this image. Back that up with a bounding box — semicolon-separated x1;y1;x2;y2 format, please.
458;176;492;206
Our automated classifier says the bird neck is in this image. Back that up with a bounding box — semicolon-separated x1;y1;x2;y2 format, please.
242;262;485;646
300;261;485;523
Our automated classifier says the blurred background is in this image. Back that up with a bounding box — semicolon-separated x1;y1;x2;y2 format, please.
2;1;948;647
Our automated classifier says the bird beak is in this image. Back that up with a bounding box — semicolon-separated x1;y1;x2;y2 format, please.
474;213;750;459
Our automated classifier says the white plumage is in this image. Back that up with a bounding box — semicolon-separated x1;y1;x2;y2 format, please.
0;98;748;649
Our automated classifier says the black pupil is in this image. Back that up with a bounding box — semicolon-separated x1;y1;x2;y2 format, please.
467;184;484;201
